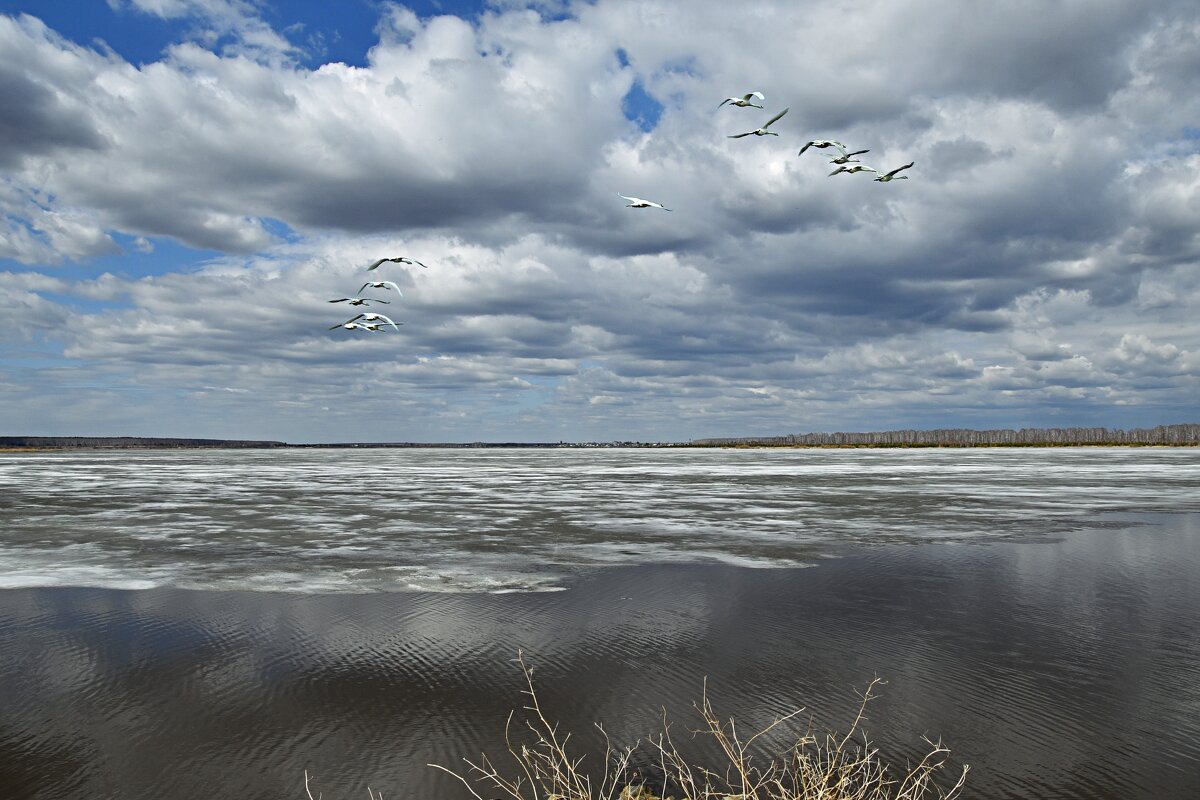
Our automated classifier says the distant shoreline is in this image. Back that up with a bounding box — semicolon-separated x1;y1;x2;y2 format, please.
3;444;1198;452
699;441;1199;449
3;425;1198;450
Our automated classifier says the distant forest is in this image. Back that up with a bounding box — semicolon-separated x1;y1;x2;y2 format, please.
691;424;1200;447
3;424;1199;449
0;436;286;449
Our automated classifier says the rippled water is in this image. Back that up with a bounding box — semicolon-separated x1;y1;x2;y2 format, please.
2;447;1198;592
1;448;1199;800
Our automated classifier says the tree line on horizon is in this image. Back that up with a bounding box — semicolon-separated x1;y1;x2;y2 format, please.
0;436;288;449
690;423;1200;447
3;424;1199;449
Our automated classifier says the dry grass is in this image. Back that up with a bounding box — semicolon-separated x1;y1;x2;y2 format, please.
429;652;967;800
305;769;384;800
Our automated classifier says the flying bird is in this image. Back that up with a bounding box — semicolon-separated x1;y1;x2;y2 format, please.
367;257;428;271
328;297;391;306
341;313;401;331
359;280;404;296
728;107;789;138
329;321;383;332
798;140;846;156
828;149;870;165
718;91;765;109
829;164;877;176
873;161;915;182
618;193;672;211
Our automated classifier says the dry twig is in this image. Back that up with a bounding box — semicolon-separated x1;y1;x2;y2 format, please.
430;654;968;800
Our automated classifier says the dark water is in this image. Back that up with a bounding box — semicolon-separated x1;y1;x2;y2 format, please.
2;511;1199;799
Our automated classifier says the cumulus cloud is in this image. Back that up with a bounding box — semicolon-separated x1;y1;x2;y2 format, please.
1;0;1198;440
108;0;298;63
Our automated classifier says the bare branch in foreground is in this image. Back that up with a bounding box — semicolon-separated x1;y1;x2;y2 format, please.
304;770;321;800
430;653;968;800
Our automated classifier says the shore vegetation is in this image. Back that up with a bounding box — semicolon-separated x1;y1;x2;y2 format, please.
424;653;967;800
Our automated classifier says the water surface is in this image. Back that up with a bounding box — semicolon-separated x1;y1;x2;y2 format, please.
1;448;1198;799
3;447;1197;592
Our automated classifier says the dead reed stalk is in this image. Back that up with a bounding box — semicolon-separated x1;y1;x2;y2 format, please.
429;652;967;800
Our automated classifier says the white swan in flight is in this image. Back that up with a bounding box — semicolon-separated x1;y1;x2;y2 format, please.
718;91;765;109
798;140;846;156
828;149;870;165
618;193;672;211
873;161;914;182
367;257;428;271
339;313;401;331
328;297;391;307
829;164;877;176
329;321;384;332
359;280;404;296
728;107;789;138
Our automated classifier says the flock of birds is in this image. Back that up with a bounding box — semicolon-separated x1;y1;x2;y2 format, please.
330;91;910;332
620;90;914;211
328;257;428;333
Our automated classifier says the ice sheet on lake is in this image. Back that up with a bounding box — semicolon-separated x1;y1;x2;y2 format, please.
1;447;1198;593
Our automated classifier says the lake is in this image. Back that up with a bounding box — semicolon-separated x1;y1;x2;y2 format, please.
1;447;1198;798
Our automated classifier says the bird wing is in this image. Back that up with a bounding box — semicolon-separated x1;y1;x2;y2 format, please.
799;142;814;154
412;259;429;269
763;107;789;128
369;298;390;304
718;98;733;107
366;259;387;271
829;166;847;176
847;149;869;157
745;92;765;101
383;281;403;295
358;282;373;294
619;194;646;204
884;161;914;178
328;323;347;330
329;298;350;303
728;132;752;138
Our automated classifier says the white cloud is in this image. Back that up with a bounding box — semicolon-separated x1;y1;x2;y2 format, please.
109;0;298;63
1;1;1199;439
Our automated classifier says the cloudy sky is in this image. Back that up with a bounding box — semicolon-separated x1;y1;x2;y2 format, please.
1;0;1197;443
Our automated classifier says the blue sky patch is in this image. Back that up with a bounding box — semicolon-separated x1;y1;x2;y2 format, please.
259;217;301;244
621;79;663;132
5;234;227;282
1;1;180;65
0;1;493;68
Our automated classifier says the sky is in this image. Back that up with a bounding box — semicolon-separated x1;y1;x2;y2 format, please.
1;0;1198;443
